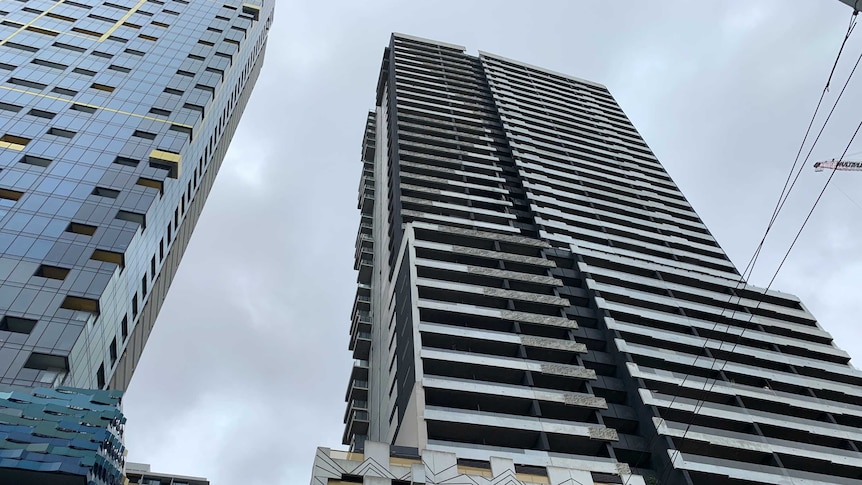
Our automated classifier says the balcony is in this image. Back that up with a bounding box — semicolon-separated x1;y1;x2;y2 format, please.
351;331;371;360
360;188;375;215
342;407;370;445
352;292;371;319
354;246;373;270
354;232;373;268
355;231;373;252
345;376;369;403
357;258;373;285
352;359;369;380
357;171;375;199
350;310;371;341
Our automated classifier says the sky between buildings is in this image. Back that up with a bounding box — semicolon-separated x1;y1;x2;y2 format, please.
120;1;862;484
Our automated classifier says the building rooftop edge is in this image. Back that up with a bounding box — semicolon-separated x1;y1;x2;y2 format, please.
478;50;608;89
392;32;466;51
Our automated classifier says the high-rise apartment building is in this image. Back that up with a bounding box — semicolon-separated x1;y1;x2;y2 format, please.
313;34;862;485
0;0;273;482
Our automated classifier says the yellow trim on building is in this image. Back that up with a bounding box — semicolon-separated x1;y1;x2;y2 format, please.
457;465;493;477
242;3;260;19
389;457;422;466
149;150;181;178
0;141;25;151
98;0;148;41
516;472;551;484
0;85;193;128
0;0;67;46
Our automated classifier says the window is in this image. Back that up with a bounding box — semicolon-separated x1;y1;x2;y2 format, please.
109;338;117;365
20;155;52;167
87;13;116;22
164;87;183;95
24;352;69;372
48;127;76;138
71;103;97;113
91;249;124;268
64;0;93;8
132;293;139;318
195;83;215;95
53;42;86;52
32;59;67;69
71;68;97;77
132;130;157;140
0;102;21;112
92;187;120;198
27;109;55;119
91;83;116;93
170;124;192;139
167;222;171;241
121;316;129;340
0;134;30;148
0;316;37;334
67;222;97;236
5;42;38;52
60;296;99;314
25;25;59;37
136;176;163;193
34;264;70;280
51;87;77;96
141;274;147;297
159;239;164;260
8;78;48;89
125;48;146;56
96;363;105;388
151;256;156;277
184;102;204;117
114;156;138;167
92;51;113;58
149;107;171;116
45;12;76;22
115;210;146;228
71;27;102;38
149;150;180;178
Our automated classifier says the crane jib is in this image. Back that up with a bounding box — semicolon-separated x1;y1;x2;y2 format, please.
814;159;862;171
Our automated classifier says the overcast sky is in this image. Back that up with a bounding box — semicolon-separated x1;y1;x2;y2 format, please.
121;1;862;484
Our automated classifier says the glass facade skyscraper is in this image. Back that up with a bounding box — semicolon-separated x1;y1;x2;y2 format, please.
0;0;273;481
0;0;272;392
312;33;862;485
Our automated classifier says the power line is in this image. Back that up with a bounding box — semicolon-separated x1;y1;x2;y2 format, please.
741;10;858;286
621;10;860;484
658;113;862;485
